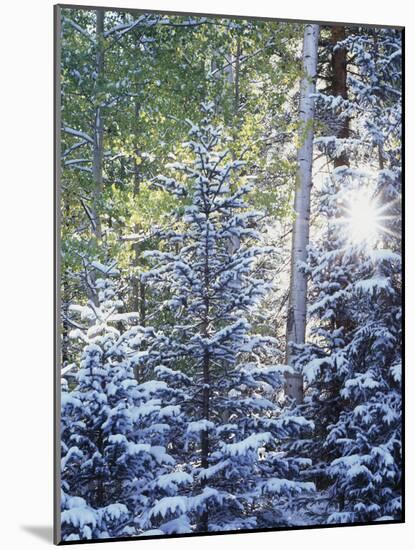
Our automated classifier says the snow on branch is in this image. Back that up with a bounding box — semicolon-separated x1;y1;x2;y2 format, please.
62;17;95;42
62;126;94;145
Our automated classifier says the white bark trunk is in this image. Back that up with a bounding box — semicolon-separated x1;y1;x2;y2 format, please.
285;24;319;403
92;9;105;241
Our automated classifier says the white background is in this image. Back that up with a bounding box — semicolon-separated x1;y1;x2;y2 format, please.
0;0;412;548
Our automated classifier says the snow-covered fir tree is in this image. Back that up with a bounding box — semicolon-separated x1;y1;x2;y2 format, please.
60;276;188;540
134;102;315;533
291;27;402;523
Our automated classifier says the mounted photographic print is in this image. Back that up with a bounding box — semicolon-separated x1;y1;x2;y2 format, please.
54;4;404;544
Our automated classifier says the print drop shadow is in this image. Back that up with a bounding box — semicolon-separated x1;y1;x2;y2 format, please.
20;525;53;543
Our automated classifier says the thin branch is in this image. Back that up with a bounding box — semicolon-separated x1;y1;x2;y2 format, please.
80;198;97;231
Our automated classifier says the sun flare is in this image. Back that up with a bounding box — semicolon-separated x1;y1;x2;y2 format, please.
345;190;381;245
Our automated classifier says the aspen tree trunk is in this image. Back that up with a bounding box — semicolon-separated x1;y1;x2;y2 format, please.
234;37;241;115
91;9;105;240
61;292;70;367
131;97;147;381
223;51;234;85
131;99;143;316
285;24;319;403
62;200;71;366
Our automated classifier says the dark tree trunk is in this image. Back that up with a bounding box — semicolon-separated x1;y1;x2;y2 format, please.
330;26;349;168
199;348;210;532
331;27;354;336
139;281;146;326
198;216;211;533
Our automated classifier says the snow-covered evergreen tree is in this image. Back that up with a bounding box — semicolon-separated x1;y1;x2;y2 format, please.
135;103;315;533
60;277;186;540
291;28;402;523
